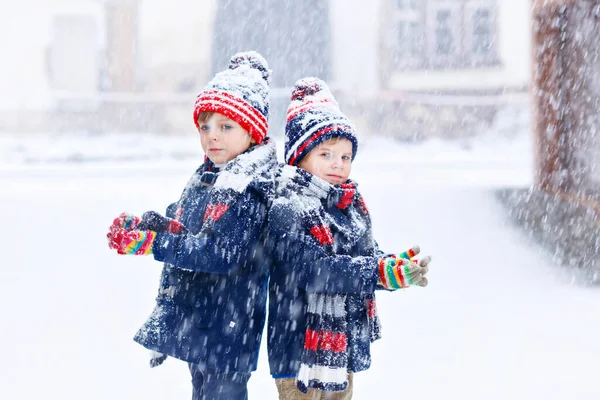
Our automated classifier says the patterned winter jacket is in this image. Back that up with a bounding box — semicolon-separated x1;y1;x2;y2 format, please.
266;165;385;379
134;141;277;373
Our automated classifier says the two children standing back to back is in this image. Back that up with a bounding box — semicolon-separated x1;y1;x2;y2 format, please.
107;52;430;400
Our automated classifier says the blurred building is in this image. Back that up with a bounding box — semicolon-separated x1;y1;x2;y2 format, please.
378;0;530;93
0;0;532;136
357;0;533;139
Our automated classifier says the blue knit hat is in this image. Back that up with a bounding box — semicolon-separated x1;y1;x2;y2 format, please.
284;77;358;166
194;51;271;144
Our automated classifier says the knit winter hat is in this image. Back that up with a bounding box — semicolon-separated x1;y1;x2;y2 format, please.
193;51;271;144
284;77;358;166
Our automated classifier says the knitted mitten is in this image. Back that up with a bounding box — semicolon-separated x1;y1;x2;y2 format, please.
378;246;431;289
138;211;186;234
149;352;168;368
108;228;156;255
109;212;142;233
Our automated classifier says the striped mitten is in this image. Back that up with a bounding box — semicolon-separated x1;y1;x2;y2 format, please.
108;212;142;233
108;228;157;255
378;246;431;289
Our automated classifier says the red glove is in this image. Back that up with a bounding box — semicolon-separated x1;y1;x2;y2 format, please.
108;212;141;236
107;228;156;255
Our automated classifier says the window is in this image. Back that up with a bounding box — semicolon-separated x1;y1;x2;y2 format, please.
395;20;422;67
435;10;454;55
393;0;424;68
397;21;420;57
472;9;492;54
465;1;498;66
397;0;418;10
428;3;460;67
389;0;498;70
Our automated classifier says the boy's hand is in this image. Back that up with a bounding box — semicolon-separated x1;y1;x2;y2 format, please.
107;228;156;255
106;211;186;249
378;246;431;289
108;212;142;234
138;211;187;234
399;245;432;284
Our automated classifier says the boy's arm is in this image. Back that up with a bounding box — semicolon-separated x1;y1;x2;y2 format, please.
108;194;268;275
268;206;429;293
268;205;379;295
152;198;266;274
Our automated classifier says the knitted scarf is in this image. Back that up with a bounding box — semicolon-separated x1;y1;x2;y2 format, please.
275;166;382;393
176;139;277;240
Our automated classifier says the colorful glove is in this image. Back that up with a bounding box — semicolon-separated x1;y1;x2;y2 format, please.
108;212;142;234
107;228;156;255
399;246;432;284
378;246;431;289
106;211;186;253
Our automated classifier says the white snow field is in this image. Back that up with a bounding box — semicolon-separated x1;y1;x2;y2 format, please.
1;132;599;400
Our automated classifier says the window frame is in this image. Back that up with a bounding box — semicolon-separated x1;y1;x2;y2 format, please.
393;3;425;69
464;0;500;67
427;1;462;69
389;0;500;71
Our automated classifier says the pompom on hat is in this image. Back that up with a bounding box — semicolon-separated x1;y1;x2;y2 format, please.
193;51;271;145
284;77;358;166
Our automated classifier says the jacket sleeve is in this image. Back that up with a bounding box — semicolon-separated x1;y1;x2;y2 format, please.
165;202;178;219
151;191;267;275
267;203;379;295
372;240;393;291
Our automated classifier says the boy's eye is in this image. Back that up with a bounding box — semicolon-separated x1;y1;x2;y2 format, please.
320;152;332;159
199;124;210;131
222;124;233;130
342;155;351;161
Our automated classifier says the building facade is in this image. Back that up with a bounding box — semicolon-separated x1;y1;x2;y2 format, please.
0;0;532;135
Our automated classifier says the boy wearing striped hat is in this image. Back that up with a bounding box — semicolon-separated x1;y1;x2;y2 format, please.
266;77;431;399
106;51;277;400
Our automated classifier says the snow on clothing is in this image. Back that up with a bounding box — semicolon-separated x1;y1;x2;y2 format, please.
134;140;278;374
266;165;384;392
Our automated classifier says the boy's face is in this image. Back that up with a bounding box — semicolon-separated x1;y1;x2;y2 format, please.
198;113;253;164
298;138;353;185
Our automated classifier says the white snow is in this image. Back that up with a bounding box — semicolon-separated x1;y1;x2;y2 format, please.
0;131;598;399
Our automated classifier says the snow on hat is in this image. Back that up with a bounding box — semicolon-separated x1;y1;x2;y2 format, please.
284;77;358;166
193;51;271;144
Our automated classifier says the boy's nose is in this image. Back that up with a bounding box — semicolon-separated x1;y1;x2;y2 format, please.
207;129;219;140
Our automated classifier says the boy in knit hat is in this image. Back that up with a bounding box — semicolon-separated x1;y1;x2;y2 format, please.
266;77;431;399
106;51;277;400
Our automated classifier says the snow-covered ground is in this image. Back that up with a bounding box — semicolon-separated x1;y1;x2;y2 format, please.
1;131;599;399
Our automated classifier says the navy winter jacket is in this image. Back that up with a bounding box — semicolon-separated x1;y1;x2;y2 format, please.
266;169;384;378
134;143;277;373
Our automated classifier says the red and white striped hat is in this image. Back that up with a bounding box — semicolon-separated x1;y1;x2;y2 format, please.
193;51;271;144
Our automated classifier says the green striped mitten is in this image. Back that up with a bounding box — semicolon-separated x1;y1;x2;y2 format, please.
378;253;430;289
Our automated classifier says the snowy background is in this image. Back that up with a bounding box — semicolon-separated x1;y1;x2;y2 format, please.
2;113;599;399
2;0;599;398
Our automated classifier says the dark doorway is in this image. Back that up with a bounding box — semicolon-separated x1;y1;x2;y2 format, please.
211;0;332;134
